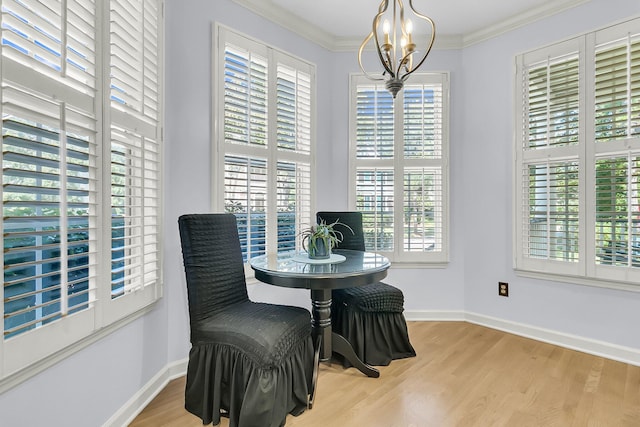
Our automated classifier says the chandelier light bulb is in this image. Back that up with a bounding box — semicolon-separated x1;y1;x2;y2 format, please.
383;19;390;34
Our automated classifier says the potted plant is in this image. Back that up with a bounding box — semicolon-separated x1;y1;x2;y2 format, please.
301;219;353;260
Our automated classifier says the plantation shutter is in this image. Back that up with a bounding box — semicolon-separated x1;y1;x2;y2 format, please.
1;0;98;373
275;60;312;253
594;35;640;142
354;84;395;252
355;168;395;251
224;156;268;261
403;82;444;253
516;43;582;276
515;18;640;287
351;74;449;263
216;27;314;261
105;0;161;319
221;37;269;261
592;27;640;278
0;0;162;385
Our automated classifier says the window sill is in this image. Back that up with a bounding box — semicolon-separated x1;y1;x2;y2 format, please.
514;269;640;293
0;300;160;394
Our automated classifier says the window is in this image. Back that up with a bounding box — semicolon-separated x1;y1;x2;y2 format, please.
1;0;163;387
349;73;449;265
214;26;314;261
515;17;640;289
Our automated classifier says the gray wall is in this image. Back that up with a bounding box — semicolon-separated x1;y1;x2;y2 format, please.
0;1;639;425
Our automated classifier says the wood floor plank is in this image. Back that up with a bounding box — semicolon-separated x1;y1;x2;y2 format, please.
129;322;640;427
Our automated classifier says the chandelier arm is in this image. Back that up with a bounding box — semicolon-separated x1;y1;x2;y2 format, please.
398;0;407;39
358;32;385;81
400;0;435;80
371;2;395;78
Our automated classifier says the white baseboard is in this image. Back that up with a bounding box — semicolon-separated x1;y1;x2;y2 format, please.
404;309;640;367
104;358;188;427
464;311;640;367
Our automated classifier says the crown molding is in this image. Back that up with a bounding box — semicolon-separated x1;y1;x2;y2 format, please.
231;0;336;50
232;0;592;51
461;0;592;47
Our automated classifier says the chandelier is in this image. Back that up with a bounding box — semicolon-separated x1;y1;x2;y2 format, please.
358;0;436;98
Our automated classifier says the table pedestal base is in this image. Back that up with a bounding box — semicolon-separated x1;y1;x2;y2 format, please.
310;289;379;382
331;332;380;378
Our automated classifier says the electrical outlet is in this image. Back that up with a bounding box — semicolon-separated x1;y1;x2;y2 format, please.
498;282;509;297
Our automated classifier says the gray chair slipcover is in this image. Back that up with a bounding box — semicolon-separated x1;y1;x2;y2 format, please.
316;211;416;366
178;214;314;427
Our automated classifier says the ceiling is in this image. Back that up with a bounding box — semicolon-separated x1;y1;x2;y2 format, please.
231;0;591;50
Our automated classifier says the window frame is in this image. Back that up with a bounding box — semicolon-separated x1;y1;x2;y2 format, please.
514;16;640;292
212;24;316;265
0;0;164;391
348;72;450;266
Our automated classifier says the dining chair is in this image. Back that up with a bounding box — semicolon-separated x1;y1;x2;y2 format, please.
178;213;314;427
316;211;416;366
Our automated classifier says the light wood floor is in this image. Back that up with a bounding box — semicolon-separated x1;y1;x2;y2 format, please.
129;322;640;426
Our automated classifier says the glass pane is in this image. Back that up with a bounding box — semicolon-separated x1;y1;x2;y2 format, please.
3;115;93;337
526;56;579;149
277;64;311;154
277;162;297;252
110;0;159;119
111;127;146;299
356;169;394;251
1;0;97;92
224;156;268;261
403;168;441;252
224;45;268;147
525;162;579;261
355;85;394;158
595;156;640;267
595;39;640;142
404;84;442;159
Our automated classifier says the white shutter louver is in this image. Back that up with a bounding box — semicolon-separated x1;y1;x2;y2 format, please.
403;168;441;252
1;0;96;94
0;0;162;385
2;0;98;340
110;0;159;123
524;162;579;262
595;37;640;142
356;168;395;251
218;28;314;261
403;84;442;158
515;17;640;288
352;74;448;262
224;156;267;261
595;156;640;267
276;64;311;154
526;55;580;149
517;47;581;272
402;83;443;253
108;0;161;301
356;85;394;158
224;45;268;147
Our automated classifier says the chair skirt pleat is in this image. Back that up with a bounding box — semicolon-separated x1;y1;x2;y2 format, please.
185;338;314;427
331;305;416;367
